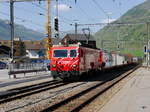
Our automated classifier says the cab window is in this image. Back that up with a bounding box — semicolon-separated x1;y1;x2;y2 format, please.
53;50;68;57
70;50;77;57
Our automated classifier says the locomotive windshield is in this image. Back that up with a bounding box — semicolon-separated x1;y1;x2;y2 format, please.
53;50;68;57
70;50;77;57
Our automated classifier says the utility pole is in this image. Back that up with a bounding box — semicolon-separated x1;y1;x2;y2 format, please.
46;0;52;60
146;22;149;67
82;28;90;44
10;0;14;71
75;23;78;39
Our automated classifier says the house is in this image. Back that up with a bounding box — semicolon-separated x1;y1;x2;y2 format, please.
14;37;26;57
0;44;11;63
0;38;26;63
61;34;96;48
0;37;26;57
24;40;45;59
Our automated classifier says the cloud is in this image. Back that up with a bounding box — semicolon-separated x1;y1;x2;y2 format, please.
101;18;116;23
54;4;70;12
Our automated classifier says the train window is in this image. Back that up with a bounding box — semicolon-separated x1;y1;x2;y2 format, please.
70;50;77;57
53;50;68;57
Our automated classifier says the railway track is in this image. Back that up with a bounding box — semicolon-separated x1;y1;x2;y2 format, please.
4;82;89;112
40;64;140;112
0;80;68;104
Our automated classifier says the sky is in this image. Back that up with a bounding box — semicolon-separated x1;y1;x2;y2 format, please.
0;0;146;34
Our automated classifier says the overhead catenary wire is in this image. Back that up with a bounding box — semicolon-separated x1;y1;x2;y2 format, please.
31;2;74;24
31;2;76;34
0;2;44;16
77;3;95;21
0;10;69;34
31;2;72;34
0;11;43;27
0;0;56;2
0;3;45;27
92;0;109;18
76;21;147;27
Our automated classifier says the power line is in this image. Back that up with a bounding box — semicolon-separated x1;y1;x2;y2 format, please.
1;3;45;16
0;0;55;2
0;11;43;27
77;22;146;26
31;2;74;24
92;0;109;18
77;4;95;21
91;0;113;24
1;3;68;27
0;10;72;33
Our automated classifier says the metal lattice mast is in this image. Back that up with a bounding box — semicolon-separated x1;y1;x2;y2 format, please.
45;0;52;59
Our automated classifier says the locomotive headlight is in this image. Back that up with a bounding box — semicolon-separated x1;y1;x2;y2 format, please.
72;65;77;67
52;64;56;68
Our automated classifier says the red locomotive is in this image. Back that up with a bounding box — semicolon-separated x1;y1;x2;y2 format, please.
50;43;103;80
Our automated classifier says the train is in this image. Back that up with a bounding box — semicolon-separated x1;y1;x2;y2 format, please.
49;43;133;81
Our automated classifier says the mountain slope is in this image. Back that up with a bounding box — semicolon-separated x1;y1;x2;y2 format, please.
95;0;150;57
0;19;44;40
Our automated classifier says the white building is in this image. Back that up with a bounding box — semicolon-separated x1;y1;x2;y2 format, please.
24;41;45;59
26;49;40;59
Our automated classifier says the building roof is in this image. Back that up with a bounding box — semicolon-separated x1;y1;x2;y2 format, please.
0;38;61;50
24;41;45;50
65;34;95;41
0;45;11;54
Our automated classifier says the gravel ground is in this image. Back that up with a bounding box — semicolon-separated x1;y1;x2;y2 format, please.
0;81;99;112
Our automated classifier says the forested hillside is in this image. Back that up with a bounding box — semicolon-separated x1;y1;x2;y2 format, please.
95;0;150;57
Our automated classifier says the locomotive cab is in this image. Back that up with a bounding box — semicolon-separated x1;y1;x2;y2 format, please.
50;45;80;80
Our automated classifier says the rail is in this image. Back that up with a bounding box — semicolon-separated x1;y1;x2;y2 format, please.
0;80;65;104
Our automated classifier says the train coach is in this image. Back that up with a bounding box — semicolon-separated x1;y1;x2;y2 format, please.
50;43;103;80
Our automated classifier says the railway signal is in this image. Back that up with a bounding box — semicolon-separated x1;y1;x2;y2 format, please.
144;45;147;53
75;0;77;3
54;17;59;38
54;17;59;32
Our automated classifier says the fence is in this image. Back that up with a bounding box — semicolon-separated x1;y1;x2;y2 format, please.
8;63;48;76
9;63;47;71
